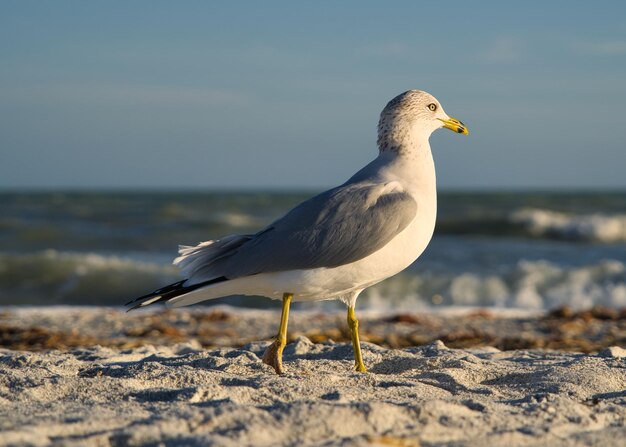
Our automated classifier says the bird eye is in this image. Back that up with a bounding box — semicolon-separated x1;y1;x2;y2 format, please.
428;103;437;112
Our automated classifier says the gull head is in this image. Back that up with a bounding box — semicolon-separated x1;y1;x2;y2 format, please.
377;90;468;154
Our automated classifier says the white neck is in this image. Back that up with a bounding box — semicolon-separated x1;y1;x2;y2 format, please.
347;134;437;201
383;138;436;196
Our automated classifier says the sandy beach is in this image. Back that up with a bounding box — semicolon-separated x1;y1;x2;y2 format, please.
1;306;625;446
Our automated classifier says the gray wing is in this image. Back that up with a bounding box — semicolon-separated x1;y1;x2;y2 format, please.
213;181;417;279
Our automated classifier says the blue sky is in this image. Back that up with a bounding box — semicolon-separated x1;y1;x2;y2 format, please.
1;1;625;190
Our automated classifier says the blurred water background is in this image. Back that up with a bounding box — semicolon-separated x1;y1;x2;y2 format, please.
1;190;626;310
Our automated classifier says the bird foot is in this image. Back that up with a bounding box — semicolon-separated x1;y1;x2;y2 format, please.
354;362;368;373
262;339;285;374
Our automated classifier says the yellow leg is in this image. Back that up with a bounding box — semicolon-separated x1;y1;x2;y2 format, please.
347;306;367;372
262;293;292;374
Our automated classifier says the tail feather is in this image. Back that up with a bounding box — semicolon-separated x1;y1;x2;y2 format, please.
173;235;251;283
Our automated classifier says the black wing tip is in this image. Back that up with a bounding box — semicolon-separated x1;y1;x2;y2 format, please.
124;297;140;307
124;279;187;311
126;280;188;303
126;302;146;313
126;294;172;312
124;277;229;311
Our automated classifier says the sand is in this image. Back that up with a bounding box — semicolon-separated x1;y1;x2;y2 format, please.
1;307;626;446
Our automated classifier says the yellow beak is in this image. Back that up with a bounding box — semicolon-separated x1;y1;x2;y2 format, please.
438;117;469;135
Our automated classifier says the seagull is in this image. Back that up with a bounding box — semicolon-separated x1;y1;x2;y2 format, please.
126;90;468;374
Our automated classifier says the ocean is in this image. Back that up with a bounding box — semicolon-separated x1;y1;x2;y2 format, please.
1;190;625;310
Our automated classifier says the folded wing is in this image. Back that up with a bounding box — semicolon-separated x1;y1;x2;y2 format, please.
184;181;418;284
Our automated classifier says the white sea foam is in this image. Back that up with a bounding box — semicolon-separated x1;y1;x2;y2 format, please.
510;208;626;242
360;259;626;310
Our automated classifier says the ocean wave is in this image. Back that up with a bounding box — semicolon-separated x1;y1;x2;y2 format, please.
0;250;180;305
508;208;626;243
360;259;626;310
2;251;625;310
436;207;626;242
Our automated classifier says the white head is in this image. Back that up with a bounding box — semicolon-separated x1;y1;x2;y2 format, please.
377;90;468;154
